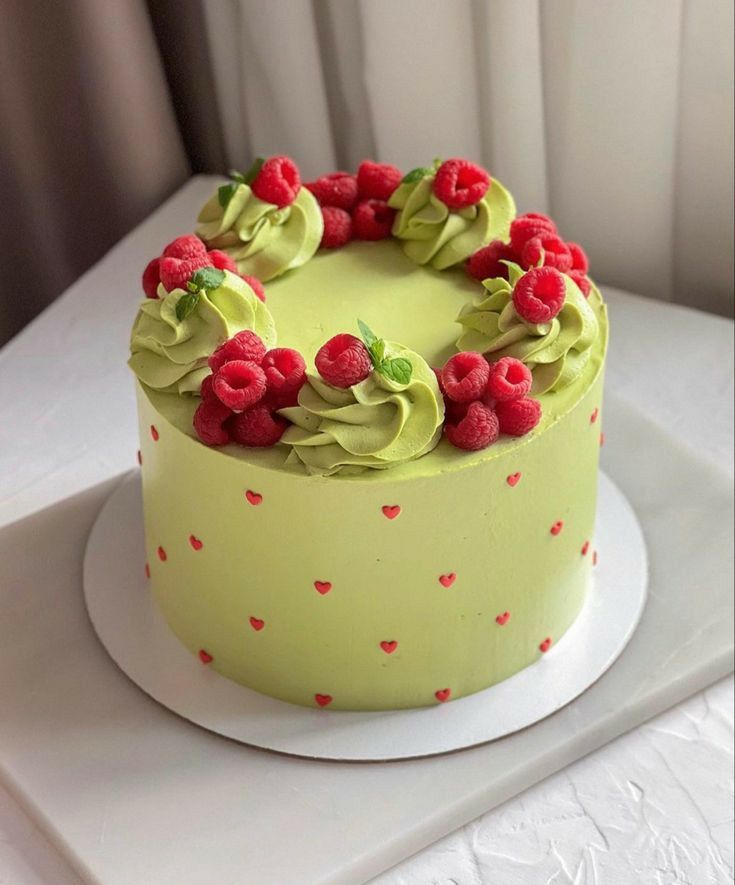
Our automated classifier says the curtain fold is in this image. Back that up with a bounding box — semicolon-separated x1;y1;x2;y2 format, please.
202;0;734;317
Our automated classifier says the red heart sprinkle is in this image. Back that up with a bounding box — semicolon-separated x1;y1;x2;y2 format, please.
496;611;511;625
144;562;150;579
189;535;203;551
150;425;159;442
539;637;552;653
382;504;401;520
506;472;522;487
315;693;333;707
435;688;451;703
157;546;167;562
137;449;142;466
581;540;590;556
245;490;263;506
550;521;563;536
590;407;599;424
314;580;332;595
380;640;398;654
249;616;265;631
198;649;213;664
439;572;456;588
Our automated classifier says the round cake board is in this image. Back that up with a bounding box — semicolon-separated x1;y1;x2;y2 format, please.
83;471;647;762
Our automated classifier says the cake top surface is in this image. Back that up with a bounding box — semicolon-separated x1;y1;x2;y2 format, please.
129;156;607;478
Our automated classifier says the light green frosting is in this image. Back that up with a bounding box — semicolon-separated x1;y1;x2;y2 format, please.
279;344;445;475
196;183;323;282
388;173;515;270
128;271;276;395
456;264;600;395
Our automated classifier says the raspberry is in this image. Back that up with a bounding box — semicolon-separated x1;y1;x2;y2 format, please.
320;206;352;248
241;274;266;302
521;235;573;273
261;348;306;400
466;240;517;282
486;357;532;402
568;269;592;297
212;360;267;411
208;331;267;372
567;242;589;273
159;254;209;292
142;257;161;299
433;158;490;209
441;352;490;403
163;234;207;261
230;406;288;447
200;374;217;402
251;156;301;208
193;399;232;446
315;334;373;388
513;266;567;323
356;161;402;201
509;212;557;252
305;172;359;210
352;199;395;240
445;401;500;451
495;396;542;436
207;249;238;273
432;366;446;395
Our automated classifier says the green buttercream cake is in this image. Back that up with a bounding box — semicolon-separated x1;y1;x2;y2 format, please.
129;156;608;711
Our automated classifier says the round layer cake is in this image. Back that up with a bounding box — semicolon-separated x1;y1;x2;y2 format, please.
130;157;608;710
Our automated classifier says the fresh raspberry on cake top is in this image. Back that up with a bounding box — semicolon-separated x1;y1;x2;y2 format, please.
445;401;500;450
251;156;301;208
467;240;517;281
433;158;490;209
352;199;395;240
315;334;373;388
356;161;402;201
441;352;490;403
320;206;353;248
512;266;567;323
306;172;359;210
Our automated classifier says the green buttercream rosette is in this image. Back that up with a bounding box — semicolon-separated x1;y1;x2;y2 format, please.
388;166;515;270
280;344;445;476
128;271;276;395
456;262;600;395
196;181;323;282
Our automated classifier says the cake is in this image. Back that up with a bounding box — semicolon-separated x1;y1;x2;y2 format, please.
129;156;608;711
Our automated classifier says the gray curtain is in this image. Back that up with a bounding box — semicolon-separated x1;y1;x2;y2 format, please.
0;0;224;345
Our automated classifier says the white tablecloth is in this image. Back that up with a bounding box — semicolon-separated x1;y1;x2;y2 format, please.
0;177;732;884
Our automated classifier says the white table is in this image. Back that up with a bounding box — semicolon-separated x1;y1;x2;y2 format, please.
0;177;732;884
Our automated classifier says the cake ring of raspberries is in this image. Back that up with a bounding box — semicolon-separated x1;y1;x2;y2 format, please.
466;240;516;282
306;172;359;210
212;360;267;412
433;159;491;209
251;156;301;208
568;269;592;297
513;266;567;324
444;401;500;451
315;334;373;388
495;396;542;436
193;399;232;447
352;199;395;240
509;212;557;252
261;348;307;407
207;248;238;273
521;234;573;273
163;234;207;262
356;161;402;202
320;206;353;248
230;406;288;447
209;330;267;372
441;351;490;403
485;357;533;402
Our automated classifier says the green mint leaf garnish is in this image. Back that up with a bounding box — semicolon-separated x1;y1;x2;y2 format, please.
229;169;246;184
401;166;432;184
217;182;238;209
370;339;386;365
379;357;413;385
190;267;226;292
176;291;200;322
357;318;377;348
242;156;265;185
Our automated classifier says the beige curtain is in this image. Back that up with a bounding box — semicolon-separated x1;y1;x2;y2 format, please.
0;0;195;345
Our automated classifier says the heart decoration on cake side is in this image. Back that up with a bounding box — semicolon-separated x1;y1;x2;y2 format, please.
245;490;263;506
249;616;265;631
157;545;167;562
382;504;401;520
314;693;333;707
581;540;590;556
550;521;564;536
198;649;213;664
590;407;599;424
435;688;451;703
438;572;456;588
539;637;552;653
380;640;398;654
189;535;203;551
495;611;511;626
314;580;332;595
506;472;522;487
150;425;159;442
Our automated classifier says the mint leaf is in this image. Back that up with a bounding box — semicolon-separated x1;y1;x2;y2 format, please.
370;339;386;365
242;156;265;185
357;318;377;348
380;357;412;385
217;182;238;209
176;291;200;322
401;166;432;184
229;169;246;184
190;267;225;292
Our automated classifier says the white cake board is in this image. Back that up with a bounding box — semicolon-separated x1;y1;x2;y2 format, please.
82;471;647;761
